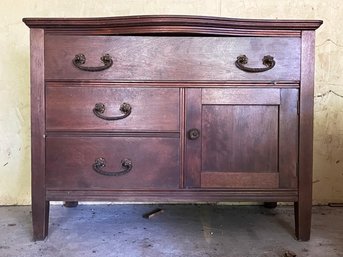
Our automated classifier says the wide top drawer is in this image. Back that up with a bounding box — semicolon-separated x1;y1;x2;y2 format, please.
45;35;300;81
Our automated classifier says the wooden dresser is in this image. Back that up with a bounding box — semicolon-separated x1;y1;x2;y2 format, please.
23;15;322;241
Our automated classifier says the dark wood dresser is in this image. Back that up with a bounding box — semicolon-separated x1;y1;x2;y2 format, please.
23;15;322;241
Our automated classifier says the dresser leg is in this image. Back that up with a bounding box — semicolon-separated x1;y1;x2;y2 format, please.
32;201;50;241
263;202;277;209
294;201;311;241
63;201;79;208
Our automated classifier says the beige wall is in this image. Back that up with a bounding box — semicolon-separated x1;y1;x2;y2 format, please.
0;0;342;205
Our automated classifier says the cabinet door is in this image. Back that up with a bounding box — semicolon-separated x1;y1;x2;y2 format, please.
185;88;298;189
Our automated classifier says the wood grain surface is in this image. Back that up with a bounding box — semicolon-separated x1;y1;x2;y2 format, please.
46;137;179;190
24;15;321;241
201;172;279;188
45;35;300;81
30;29;49;241
201;105;279;173
46;87;179;131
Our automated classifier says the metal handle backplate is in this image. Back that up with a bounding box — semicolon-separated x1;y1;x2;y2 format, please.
92;158;132;176
72;53;113;72
93;102;132;121
235;55;275;73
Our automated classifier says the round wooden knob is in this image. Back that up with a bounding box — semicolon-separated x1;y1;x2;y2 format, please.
188;128;200;140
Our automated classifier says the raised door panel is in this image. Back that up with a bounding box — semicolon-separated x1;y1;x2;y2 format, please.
185;88;298;189
201;105;278;173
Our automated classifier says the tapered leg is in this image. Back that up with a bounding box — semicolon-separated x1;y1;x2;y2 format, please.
63;201;79;208
294;201;312;241
263;202;277;209
32;200;50;241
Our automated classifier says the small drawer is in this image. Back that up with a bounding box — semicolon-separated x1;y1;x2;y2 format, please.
46;137;180;190
46;87;179;131
45;35;300;81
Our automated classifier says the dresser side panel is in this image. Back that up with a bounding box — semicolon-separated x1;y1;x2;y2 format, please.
30;28;49;240
296;30;316;241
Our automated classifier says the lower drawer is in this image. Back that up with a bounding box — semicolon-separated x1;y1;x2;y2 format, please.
46;137;179;190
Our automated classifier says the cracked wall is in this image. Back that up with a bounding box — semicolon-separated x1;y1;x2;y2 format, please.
0;0;342;204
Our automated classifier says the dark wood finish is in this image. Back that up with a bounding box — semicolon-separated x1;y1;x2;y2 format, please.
24;15;322;241
46;189;298;202
201;105;279;173
186;88;298;189
46;87;179;131
295;31;316;241
184;89;202;188
23;15;322;36
179;88;185;188
202;88;280;104
45;35;300;81
201;172;279;188
46;81;300;88
46;137;179;189
46;131;179;138
42;29;302;37
279;89;299;189
30;29;49;241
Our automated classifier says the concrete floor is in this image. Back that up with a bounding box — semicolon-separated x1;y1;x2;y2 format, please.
0;204;342;257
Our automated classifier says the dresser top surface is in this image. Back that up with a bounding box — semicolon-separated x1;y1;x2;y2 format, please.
23;15;322;31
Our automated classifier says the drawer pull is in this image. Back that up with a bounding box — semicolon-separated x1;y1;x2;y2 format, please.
72;53;113;72
93;102;132;120
235;55;275;73
93;157;133;176
188;128;200;140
